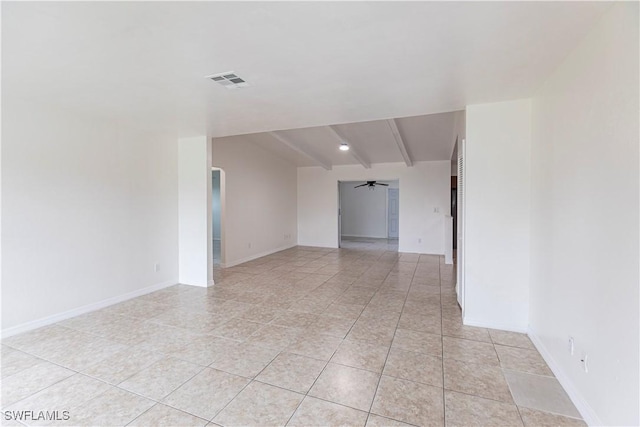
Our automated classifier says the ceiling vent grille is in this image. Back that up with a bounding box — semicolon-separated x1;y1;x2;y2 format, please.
205;71;249;89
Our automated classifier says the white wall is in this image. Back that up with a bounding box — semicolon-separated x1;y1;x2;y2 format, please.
212;136;297;267
339;180;398;238
2;102;179;333
298;162;449;254
212;170;221;240
178;136;212;287
464;99;531;332
529;3;639;425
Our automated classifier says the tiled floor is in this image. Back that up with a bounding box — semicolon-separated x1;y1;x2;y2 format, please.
340;237;399;252
1;246;585;426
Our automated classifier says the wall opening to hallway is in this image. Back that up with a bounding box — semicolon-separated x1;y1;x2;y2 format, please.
212;167;225;268
338;180;399;251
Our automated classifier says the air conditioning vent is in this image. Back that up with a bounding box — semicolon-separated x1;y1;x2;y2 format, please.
206;71;249;89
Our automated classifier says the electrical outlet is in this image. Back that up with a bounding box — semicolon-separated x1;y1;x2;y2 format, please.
418;238;422;243
580;353;589;373
434;207;440;213
568;337;575;355
154;263;160;272
248;242;252;249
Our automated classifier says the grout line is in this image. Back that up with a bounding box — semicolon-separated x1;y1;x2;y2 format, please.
364;254;418;425
439;258;447;427
4;248;555;427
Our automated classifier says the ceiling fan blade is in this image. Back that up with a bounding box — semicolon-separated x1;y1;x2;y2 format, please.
354;183;368;188
376;183;389;186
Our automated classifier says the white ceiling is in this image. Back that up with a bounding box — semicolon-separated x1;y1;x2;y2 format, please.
216;110;462;168
3;2;610;138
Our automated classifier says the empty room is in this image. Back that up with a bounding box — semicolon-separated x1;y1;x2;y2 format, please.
1;2;638;427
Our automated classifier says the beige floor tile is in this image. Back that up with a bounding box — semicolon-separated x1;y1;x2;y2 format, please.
365;414;417;426
309;363;380;411
271;311;318;328
119;357;203;400
163;367;249;420
1;246;586;427
130;404;209;426
504;370;581;418
392;329;442;356
489;329;535;350
213;381;303;427
397;312;441;335
442;318;492;343
288;396;369;427
209;341;279;378
211;318;263;341
286;333;343;361
331;340;389;373
306;315;356;338
443;358;513;403
137;326;202;355
518;407;586;426
371;375;444;426
323;302;364;321
443;336;499;365
383;348;443;387
495;345;553;376
56;310;124;334
347;322;396;346
247;325;302;350
169;335;240;366
57;387;154;426
12;327;127;372
102;318;169;346
4;374;111;416
256;352;326;393
149;308;229;333
444;390;523;427
237;305;283;323
82;346;165;384
1;362;75;407
1;348;46;379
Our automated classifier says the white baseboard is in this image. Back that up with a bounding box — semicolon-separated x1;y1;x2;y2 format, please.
462;316;528;333
528;329;602;426
222;243;297;268
341;234;388;239
1;280;177;339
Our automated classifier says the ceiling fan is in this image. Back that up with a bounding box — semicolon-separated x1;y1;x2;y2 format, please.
354;181;389;189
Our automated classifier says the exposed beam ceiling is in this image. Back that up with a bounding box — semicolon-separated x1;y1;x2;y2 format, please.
386;119;413;167
327;126;371;169
268;132;332;170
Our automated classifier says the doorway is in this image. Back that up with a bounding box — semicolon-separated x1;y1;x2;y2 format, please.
212;168;225;268
338;180;399;251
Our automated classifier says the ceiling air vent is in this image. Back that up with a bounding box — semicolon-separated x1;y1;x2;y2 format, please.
205;71;249;89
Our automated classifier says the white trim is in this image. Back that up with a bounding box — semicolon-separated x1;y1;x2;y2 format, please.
528;329;602;426
462;316;528;333
1;280;177;339
340;234;389;239
221;243;297;268
269;132;332;170
386;119;413;167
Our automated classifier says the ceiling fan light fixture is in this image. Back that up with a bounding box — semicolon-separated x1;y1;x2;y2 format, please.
339;143;350;151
